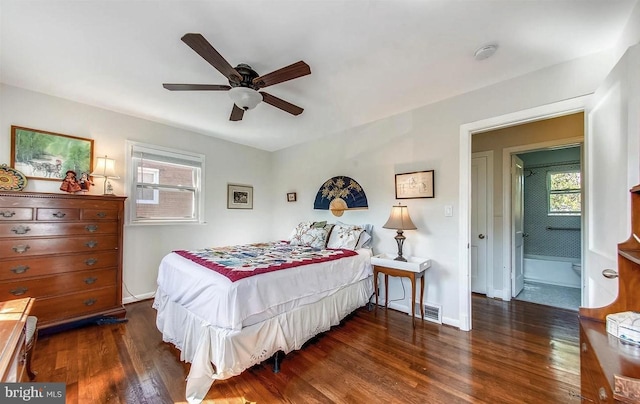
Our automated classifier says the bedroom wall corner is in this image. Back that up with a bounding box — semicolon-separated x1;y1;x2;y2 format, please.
0;84;274;303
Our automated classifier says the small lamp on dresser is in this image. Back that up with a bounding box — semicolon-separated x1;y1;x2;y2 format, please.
382;203;417;262
91;155;119;195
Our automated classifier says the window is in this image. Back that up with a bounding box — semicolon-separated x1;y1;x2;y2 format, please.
548;170;581;215
127;141;204;224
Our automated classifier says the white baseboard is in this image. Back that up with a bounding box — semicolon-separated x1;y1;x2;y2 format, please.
123;291;156;304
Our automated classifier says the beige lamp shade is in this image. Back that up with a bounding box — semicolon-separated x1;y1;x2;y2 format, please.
382;204;416;261
382;204;417;230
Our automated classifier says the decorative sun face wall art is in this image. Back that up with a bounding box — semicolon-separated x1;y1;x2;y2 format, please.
313;176;368;217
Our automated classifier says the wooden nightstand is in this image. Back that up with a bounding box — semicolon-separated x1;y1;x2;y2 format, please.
371;254;431;328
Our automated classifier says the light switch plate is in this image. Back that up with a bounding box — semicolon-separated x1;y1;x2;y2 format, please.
444;205;453;217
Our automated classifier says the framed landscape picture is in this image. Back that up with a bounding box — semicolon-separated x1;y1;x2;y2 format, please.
227;184;253;209
11;126;94;181
395;170;435;199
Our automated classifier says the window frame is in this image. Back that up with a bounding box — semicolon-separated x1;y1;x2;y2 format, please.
547;169;581;216
136;166;160;205
126;140;205;225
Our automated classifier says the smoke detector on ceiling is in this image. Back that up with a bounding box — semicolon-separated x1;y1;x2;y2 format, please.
474;44;498;61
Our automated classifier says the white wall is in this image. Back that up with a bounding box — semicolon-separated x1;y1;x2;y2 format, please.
585;42;640;308
0;84;273;302
271;47;616;327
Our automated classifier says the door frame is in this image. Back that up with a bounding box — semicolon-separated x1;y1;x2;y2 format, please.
471;151;494;297
458;95;589;331
501;138;584;301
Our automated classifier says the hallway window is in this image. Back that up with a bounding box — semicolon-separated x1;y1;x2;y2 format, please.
548;170;581;215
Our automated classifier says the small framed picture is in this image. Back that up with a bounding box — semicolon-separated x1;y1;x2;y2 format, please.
287;192;297;202
227;184;253;209
395;170;435;199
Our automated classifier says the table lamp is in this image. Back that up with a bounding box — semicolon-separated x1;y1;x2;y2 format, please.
382;204;417;261
91;155;119;195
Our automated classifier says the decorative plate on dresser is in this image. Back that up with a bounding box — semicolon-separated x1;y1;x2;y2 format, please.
0;191;126;332
0;164;27;191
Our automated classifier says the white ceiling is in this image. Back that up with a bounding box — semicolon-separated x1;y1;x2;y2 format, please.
0;1;636;151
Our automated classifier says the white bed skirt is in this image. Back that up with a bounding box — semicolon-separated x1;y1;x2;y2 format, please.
154;276;373;403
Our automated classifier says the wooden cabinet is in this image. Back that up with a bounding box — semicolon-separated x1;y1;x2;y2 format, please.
0;192;126;332
0;297;34;382
579;185;640;402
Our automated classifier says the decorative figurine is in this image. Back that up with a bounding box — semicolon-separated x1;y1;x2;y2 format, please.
59;170;81;193
77;172;93;193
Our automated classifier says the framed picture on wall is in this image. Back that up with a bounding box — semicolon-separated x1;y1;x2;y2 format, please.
395;170;435;199
227;184;253;209
287;192;297;202
11;126;94;181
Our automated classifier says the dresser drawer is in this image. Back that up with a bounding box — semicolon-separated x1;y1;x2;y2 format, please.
0;235;119;257
0;268;116;300
0;221;118;238
0;251;119;281
36;208;80;221
32;286;118;324
0;208;33;221
81;209;120;221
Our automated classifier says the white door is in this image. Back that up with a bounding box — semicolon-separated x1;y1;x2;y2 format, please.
512;155;525;297
471;155;488;294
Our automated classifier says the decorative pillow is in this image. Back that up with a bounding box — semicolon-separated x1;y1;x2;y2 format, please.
289;221;331;248
326;223;364;250
288;221;313;242
337;221;373;249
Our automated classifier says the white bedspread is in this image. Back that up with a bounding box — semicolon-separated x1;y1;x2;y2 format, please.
156;248;373;330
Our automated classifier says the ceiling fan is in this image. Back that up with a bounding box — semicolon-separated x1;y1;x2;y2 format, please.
163;33;311;121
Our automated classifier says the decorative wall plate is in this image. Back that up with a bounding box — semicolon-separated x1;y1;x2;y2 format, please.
0;164;27;191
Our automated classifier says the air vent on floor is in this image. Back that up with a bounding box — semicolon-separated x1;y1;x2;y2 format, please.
415;302;442;324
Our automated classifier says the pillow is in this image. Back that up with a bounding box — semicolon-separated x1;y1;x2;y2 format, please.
289;221;331;249
327;223;365;250
337;221;373;249
288;221;313;242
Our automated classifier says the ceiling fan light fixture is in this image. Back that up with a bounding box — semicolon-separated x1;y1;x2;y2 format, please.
229;87;263;110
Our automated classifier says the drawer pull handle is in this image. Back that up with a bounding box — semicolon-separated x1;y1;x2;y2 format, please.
84;298;97;306
85;224;98;233
10;287;28;296
85;240;98;248
97;212;107;218
12;245;30;253
85;258;98;266
52;211;66;218
84;277;98;285
598;387;607;400
10;265;29;274
1;211;16;218
11;225;31;234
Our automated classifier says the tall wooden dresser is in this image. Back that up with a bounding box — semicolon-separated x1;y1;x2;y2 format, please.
579;185;640;403
0;192;126;332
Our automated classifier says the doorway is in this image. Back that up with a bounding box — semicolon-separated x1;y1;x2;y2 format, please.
458;95;589;331
512;146;583;310
468;113;584;313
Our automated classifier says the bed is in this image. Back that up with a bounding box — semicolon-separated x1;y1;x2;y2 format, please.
153;221;374;403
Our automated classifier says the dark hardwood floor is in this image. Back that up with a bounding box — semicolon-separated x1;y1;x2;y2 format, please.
31;295;582;403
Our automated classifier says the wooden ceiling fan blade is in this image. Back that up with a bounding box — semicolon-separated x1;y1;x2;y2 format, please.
181;33;241;82
253;61;311;88
163;84;231;91
230;104;245;121
260;92;304;116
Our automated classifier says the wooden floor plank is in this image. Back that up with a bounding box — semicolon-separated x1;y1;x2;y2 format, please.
30;295;582;403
